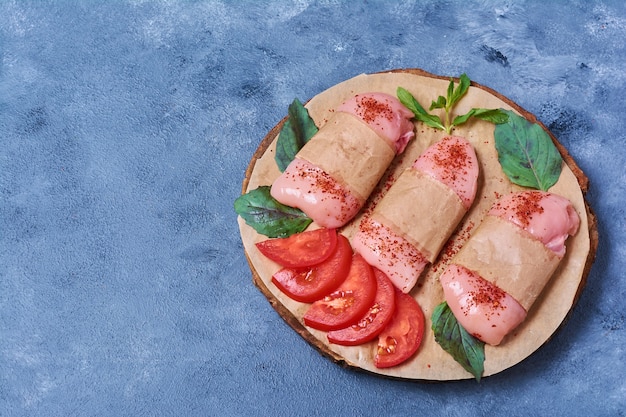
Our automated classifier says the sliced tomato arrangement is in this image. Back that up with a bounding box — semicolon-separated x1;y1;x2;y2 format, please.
255;227;337;268
327;268;396;346
374;289;425;369
255;227;425;369
303;253;376;331
271;234;352;303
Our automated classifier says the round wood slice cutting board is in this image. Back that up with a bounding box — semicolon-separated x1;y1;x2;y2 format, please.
237;68;598;381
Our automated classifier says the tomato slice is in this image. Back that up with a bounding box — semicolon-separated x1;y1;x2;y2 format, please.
374;290;425;369
271;234;352;303
303;254;376;331
327;268;396;346
255;228;337;268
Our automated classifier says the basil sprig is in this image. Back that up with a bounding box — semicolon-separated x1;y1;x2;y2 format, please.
494;110;563;191
431;302;485;381
234;186;312;238
397;74;509;134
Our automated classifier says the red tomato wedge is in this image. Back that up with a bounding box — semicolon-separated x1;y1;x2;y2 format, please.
271;234;352;303
374;290;425;369
255;228;337;268
327;268;396;346
303;254;376;332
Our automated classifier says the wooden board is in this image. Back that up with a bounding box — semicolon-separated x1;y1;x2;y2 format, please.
237;68;598;381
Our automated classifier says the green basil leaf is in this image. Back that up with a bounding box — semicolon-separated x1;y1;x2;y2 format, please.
415;112;447;131
397;87;429;116
446;77;455;105
494;110;563;191
275;98;318;172
432;301;485;382
452;109;477;127
449;73;471;107
452;108;509;127
234;186;312;238
470;108;510;124
430;95;447;110
397;87;446;131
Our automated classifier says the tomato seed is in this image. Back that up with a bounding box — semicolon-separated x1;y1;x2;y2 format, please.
377;336;397;355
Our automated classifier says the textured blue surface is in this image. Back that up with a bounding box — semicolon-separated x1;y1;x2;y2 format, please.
1;1;624;416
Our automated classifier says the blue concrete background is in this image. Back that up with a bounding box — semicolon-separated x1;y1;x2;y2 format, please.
1;1;624;416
